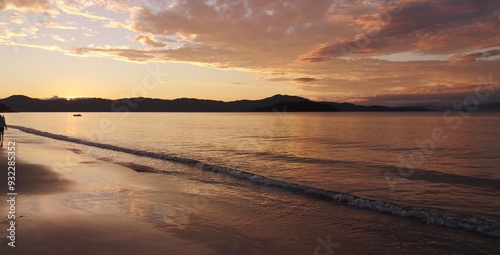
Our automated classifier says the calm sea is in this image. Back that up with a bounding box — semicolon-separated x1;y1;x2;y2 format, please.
6;112;500;252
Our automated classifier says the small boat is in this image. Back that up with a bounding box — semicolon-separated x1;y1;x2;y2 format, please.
73;114;82;117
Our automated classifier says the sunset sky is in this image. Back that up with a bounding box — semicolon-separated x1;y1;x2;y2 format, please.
1;0;499;107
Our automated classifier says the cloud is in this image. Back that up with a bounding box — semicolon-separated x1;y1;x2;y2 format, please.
0;27;26;40
39;21;79;30
451;49;500;63
2;41;62;52
51;34;65;42
267;77;320;83
1;0;499;105
130;0;335;55
54;0;110;21
133;33;166;47
68;46;158;63
0;0;51;12
293;77;319;83
350;83;500;108
8;12;24;24
66;44;240;64
103;20;128;29
299;0;500;61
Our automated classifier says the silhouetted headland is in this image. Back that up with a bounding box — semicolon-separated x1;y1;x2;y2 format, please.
255;101;337;112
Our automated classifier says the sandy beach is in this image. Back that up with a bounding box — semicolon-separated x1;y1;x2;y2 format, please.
0;130;317;254
0;140;221;255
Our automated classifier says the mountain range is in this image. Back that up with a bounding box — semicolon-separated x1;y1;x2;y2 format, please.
0;94;443;112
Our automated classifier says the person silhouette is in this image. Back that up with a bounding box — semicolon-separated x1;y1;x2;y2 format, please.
0;115;7;141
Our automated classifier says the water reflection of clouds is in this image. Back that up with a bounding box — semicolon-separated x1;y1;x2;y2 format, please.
62;189;132;213
61;188;195;230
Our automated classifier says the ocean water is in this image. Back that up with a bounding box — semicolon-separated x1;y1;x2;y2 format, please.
5;112;500;253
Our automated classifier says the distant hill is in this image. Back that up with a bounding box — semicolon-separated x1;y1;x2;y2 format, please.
0;94;437;112
326;102;432;112
476;103;500;112
0;94;309;112
0;95;112;112
255;101;337;112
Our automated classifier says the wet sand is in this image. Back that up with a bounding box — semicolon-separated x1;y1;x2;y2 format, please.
0;137;303;254
0;144;218;255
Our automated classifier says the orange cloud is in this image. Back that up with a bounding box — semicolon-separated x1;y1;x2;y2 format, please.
1;0;499;106
0;0;51;12
451;49;500;63
299;0;500;61
133;33;166;48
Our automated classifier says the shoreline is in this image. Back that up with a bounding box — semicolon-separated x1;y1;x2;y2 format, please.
0;128;499;254
0;133;305;254
0;142;218;255
8;125;500;240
